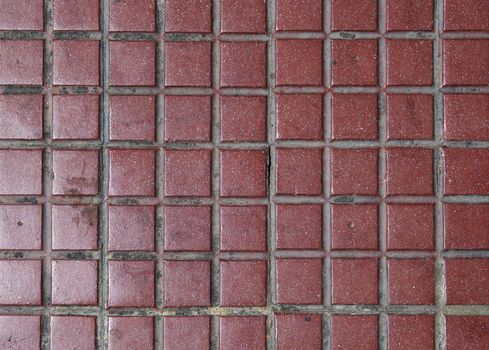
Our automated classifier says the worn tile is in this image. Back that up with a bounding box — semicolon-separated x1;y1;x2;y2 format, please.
276;204;323;250
52;260;98;306
219;316;266;350
386;0;433;31
0;0;43;30
0;40;43;85
444;204;489;250
108;205;155;251
446;316;489;350
53;0;99;31
165;95;211;142
444;0;489;31
443;148;489;195
0;94;43;140
331;204;378;250
0;260;42;305
109;0;155;32
275;314;322;350
53;40;100;86
220;260;267;306
109;95;155;141
386;40;433;86
443;94;489;141
220;0;266;33
51;316;96;350
109;41;156;86
108;317;154;350
220;96;267;142
53;95;99;140
332;258;378;304
276;258;323;304
165;0;212;33
0;205;42;250
52;205;98;250
165;41;212;87
0;316;40;349
331;0;377;31
276;0;322;31
164;316;210;350
446;259;489;304
0;149;43;195
164;206;212;251
387;94;433;140
387;315;435;350
331;315;378;350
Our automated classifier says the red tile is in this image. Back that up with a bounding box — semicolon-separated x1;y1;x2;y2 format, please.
444;0;489;31
165;0;212;33
164;316;210;349
332;258;378;304
108;317;154;350
331;40;378;86
276;204;323;250
109;0;155;32
275;314;322;350
331;315;378;350
386;0;433;31
0;260;41;305
164;206;211;251
0;95;43;140
109;95;155;141
53;0;99;30
109;41;156;86
386;148;433;196
387;94;433;140
387;258;435;305
386;40;433;86
164;95;211;142
0;40;43;85
165;41;212;87
444;204;489;250
163;260;211;307
330;148;378;195
387;315;435;350
276;148;323;195
53;40;100;86
220;41;267;88
51;316;96;350
53;95;99;140
276;258;323;304
331;0;377;31
220;149;267;197
52;260;98;305
108;149;155;197
387;204;435;250
220;260;267;306
443;148;489;195
331;204;378;250
0;205;42;250
443;94;489;140
275;39;323;86
52;149;99;196
443;40;489;86
0;0;43;30
0;149;42;195
52;205;98;250
164;149;211;197
446;316;489;350
220;316;266;350
107;260;155;307
331;93;378;140
0;316;40;349
220;0;266;33
108;206;155;251
220;205;267;252
276;0;323;31
275;94;323;141
446;259;489;304
220;96;267;142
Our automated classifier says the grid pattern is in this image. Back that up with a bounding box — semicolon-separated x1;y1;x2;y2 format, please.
1;0;489;349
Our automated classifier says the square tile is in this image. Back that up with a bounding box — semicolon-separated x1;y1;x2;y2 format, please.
164;206;212;251
276;204;323;250
220;205;267;252
443;148;489;195
446;316;489;350
220;96;267;142
53;95;99;140
331;315;378;349
275;94;323;141
164;149;212;197
387;94;433;140
53;0;99;30
275;314;322;350
0;0;43;30
109;95;155;141
53;40;100;86
0;40;43;85
275;39;323;86
331;0;377;31
386;148;433;195
386;40;433;86
444;204;489;250
331;204;378;250
330;148;378;195
107;260;155;307
220;260;267;306
164;317;210;349
108;205;155;251
0;149;43;195
163;260;211;307
444;0;489;31
220;149;267;197
443;94;489;140
164;0;212;33
0;260;41;305
276;258;323;304
108;149;156;197
331;40;378;86
332;258;378;304
387;258;435;305
0;316;40;349
276;0;323;31
446;259;489;304
51;316;96;350
0;205;42;250
0;94;43;140
52;260;98;305
220;316;266;350
220;0;266;33
109;0;155;32
108;317;154;350
52;205;98;250
276;148;323;195
165;41;212;87
386;0;433;31
52;149;99;196
387;315;435;350
331;93;378;140
164;95;211;142
220;41;267;88
109;41;156;86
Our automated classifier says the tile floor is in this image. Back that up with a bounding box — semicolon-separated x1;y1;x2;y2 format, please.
0;0;488;349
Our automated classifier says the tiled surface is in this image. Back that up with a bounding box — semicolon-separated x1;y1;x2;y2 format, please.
0;0;489;349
